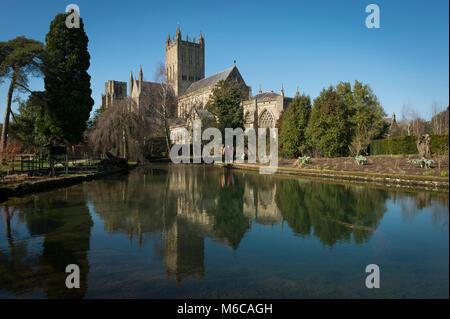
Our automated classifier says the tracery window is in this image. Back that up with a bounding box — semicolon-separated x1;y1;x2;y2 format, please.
259;109;274;128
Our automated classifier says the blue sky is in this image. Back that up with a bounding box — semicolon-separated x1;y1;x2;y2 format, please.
0;0;448;120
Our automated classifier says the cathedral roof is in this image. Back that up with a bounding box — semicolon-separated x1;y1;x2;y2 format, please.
254;91;280;99
182;66;235;95
133;81;171;96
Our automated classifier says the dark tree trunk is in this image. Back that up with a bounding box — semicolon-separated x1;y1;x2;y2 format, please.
0;70;18;152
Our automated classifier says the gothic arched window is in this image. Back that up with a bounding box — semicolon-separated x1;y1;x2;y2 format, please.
259;109;274;128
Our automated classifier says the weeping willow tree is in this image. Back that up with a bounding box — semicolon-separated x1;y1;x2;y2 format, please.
88;98;155;162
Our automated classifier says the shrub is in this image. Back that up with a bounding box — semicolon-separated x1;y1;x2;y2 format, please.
423;170;435;176
355;155;367;165
440;171;448;177
279;95;312;158
298;156;310;164
409;157;434;168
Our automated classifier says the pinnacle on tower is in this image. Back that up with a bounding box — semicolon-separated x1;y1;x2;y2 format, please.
281;83;284;96
129;71;134;94
138;65;143;90
295;86;300;97
176;26;182;41
259;85;262;94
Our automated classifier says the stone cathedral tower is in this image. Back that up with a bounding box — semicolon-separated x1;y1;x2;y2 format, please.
165;27;205;96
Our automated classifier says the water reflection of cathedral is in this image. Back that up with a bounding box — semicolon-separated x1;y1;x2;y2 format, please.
1;166;449;296
243;180;284;227
164;218;205;286
80;166;449;288
162;168;287;285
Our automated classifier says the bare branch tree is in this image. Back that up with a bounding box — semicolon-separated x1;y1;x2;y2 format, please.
401;103;426;136
88;98;155;162
152;62;177;153
431;102;449;135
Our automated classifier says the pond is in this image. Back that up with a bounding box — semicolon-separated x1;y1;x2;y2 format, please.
0;164;448;298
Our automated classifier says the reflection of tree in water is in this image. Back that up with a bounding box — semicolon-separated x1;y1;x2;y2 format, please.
2;165;448;295
275;179;389;248
431;194;449;229
213;170;249;249
86;165;250;286
396;191;449;228
84;169;175;246
0;187;92;298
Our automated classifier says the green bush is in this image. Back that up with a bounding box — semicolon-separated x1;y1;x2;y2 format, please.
430;134;449;155
355;155;367;165
369;135;448;156
409;157;434;168
297;156;310;164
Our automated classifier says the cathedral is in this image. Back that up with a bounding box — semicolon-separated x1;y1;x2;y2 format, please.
100;27;294;140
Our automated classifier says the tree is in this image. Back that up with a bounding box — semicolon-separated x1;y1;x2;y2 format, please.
279;94;311;157
0;36;44;152
206;80;246;137
401;104;427;137
152;62;177;153
9;92;49;150
88;98;153;162
43;13;94;145
431;103;449;135
337;81;387;155
86;107;103;130
306;86;351;157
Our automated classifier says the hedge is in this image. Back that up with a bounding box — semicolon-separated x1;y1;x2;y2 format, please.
431;134;449;155
369;135;448;156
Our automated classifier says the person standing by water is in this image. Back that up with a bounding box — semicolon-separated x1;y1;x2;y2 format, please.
226;145;232;164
